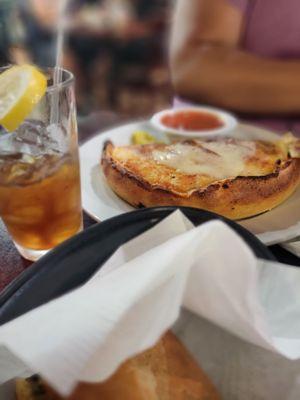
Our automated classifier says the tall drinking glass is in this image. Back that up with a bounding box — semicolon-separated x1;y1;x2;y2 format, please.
0;67;82;261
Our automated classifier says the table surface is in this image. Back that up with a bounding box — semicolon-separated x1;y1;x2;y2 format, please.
0;113;299;292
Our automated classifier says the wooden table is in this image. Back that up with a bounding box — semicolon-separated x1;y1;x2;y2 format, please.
0;113;299;292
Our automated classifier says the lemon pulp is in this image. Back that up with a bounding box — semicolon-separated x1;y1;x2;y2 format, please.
0;65;47;132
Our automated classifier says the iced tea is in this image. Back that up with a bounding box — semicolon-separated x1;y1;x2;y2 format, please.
0;152;82;251
0;66;82;260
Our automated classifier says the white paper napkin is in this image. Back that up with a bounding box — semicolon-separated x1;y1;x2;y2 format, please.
281;237;300;257
1;210;300;397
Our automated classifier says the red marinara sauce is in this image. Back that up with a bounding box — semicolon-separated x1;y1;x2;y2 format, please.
161;110;224;131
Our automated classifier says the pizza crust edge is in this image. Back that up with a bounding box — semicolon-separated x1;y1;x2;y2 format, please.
101;140;300;220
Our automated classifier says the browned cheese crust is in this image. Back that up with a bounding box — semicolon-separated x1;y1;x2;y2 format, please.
101;137;300;220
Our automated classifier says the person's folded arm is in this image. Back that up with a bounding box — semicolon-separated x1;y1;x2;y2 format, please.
170;0;300;115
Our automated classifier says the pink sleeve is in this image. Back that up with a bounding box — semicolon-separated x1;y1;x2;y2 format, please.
227;0;248;12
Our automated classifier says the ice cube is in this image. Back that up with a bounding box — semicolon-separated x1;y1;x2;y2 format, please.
0;120;68;158
46;123;68;153
22;154;35;164
14;120;67;156
13;120;47;156
8;163;30;180
0;132;17;155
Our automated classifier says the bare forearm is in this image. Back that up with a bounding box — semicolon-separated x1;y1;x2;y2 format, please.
171;44;300;114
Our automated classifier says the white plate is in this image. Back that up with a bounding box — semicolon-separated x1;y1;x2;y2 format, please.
79;121;300;245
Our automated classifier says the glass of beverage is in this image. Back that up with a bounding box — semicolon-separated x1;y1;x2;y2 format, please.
0;67;83;261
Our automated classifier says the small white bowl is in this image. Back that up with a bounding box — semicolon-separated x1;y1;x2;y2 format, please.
151;106;238;139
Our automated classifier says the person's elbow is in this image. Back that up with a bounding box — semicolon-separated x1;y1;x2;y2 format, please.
170;59;193;99
170;44;219;103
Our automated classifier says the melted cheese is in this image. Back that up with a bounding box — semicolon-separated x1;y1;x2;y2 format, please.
152;141;256;179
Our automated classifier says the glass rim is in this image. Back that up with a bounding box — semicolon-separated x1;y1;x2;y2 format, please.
0;65;74;93
46;67;74;93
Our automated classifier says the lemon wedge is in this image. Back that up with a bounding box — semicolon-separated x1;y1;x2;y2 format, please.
131;130;158;145
0;65;47;132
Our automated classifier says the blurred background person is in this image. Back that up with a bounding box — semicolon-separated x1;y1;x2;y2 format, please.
0;0;26;65
19;0;59;67
65;0;133;112
108;0;170;115
0;0;14;65
66;0;170;115
1;0;171;118
170;0;300;135
16;0;171;117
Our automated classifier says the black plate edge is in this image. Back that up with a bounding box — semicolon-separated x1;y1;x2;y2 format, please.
0;206;274;310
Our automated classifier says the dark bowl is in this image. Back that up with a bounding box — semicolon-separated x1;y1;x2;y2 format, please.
0;207;274;325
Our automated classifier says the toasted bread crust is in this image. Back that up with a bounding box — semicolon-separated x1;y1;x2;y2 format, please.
16;333;220;400
102;141;300;220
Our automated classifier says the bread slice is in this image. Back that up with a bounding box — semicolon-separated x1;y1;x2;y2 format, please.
16;375;57;399
15;332;220;400
101;135;300;220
